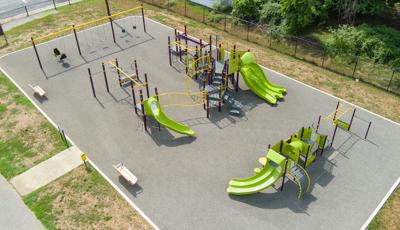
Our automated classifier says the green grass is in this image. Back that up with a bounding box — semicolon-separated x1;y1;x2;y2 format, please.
23;165;150;229
23;187;60;230
0;74;68;180
368;187;400;230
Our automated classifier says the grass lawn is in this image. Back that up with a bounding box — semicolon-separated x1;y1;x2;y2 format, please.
0;74;67;180
368;187;400;230
24;165;151;230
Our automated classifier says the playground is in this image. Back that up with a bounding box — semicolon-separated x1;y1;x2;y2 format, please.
0;7;399;229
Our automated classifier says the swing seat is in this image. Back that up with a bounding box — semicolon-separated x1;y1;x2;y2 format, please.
28;84;46;97
132;25;136;30
122;28;126;33
60;53;67;60
53;48;61;56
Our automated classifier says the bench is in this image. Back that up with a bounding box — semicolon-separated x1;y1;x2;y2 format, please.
28;84;46;97
113;163;138;185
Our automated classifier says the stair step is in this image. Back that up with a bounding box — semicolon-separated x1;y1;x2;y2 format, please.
229;109;241;117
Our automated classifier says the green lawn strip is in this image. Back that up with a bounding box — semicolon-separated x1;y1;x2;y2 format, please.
23;165;150;229
368;187;400;230
0;74;67;179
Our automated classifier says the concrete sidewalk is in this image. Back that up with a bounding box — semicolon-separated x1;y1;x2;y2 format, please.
0;175;44;230
11;145;83;196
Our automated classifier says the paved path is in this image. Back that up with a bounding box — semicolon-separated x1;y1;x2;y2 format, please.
11;145;83;196
0;175;44;230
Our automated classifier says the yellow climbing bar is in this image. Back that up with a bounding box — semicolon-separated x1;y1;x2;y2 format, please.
104;60;143;87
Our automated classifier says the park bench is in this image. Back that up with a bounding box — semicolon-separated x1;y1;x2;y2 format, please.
28;84;46;97
113;163;138;185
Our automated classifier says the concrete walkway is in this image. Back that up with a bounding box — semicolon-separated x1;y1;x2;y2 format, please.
0;175;44;230
11;145;83;196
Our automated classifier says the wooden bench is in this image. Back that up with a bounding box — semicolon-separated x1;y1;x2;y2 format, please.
28;84;46;97
113;163;138;185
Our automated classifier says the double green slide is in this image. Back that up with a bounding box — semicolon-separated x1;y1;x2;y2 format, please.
227;149;286;195
239;52;286;104
143;96;195;136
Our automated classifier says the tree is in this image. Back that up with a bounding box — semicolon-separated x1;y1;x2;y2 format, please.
231;0;262;22
280;0;332;34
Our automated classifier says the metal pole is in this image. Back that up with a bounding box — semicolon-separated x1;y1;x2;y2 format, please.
246;23;249;41
144;74;150;98
155;87;161;131
365;122;372;139
68;0;71;5
140;90;147;131
333;101;340;121
72;25;82;56
134;60;139;80
31;37;43;70
184;0;187;16
352;56;359;78
316;115;321;133
218;85;222;112
294;38;298;56
321;49;326;67
102;63;109;93
115;58;121;87
224;16;227;31
203;7;205;22
105;0;116;43
280;157;288;191
88;68;96;98
303;145;310;168
206;93;210;118
387;70;395;91
141;4;147;33
348;109;356;130
24;6;29;17
131;81;137;114
52;0;57;10
168;36;172;66
330;124;338;147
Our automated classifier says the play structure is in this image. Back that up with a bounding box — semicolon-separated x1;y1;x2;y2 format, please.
316;101;373;145
227;125;328;199
168;26;287;110
30;3;146;71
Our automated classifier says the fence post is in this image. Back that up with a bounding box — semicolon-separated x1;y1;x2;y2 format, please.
246;23;250;41
387;70;395;91
321;48;326;67
52;0;57;10
269;30;272;48
224;16;227;31
167;0;170;11
24;6;29;17
294;38;298;57
352;56;359;78
68;0;71;5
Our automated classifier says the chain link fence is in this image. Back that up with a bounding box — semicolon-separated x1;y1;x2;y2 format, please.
141;0;400;95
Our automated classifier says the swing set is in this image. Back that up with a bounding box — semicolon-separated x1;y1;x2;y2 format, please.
31;4;147;71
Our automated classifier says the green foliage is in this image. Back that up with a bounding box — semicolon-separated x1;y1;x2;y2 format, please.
163;0;179;8
280;0;332;34
324;24;400;67
212;0;232;13
208;13;226;23
259;1;284;32
231;0;262;22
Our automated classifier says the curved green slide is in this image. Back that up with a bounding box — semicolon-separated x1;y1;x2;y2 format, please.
239;52;286;104
227;149;286;195
143;96;195;136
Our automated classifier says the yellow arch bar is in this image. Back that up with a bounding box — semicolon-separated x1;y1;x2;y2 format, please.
32;6;144;43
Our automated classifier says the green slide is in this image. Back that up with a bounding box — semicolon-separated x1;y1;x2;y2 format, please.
227;149;286;195
143;96;195;136
239;52;286;104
